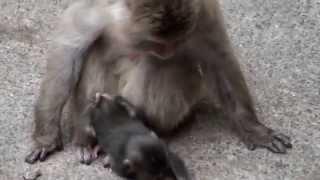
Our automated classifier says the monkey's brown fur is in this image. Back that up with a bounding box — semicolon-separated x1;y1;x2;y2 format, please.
25;0;292;164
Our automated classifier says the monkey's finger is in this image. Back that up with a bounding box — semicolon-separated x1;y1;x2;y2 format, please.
25;150;42;164
94;93;102;104
273;133;292;148
38;144;58;162
103;156;111;168
79;147;93;165
264;142;281;154
39;148;50;162
79;148;86;164
265;140;287;154
92;145;101;159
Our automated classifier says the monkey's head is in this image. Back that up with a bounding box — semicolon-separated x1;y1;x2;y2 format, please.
119;135;188;180
124;0;200;59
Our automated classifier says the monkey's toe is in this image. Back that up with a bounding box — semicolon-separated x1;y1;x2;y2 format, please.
245;131;292;154
272;132;292;148
25;145;59;164
79;146;100;165
79;148;93;165
25;149;42;164
103;156;111;168
265;132;292;153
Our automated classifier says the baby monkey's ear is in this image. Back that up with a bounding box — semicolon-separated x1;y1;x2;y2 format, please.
114;96;138;117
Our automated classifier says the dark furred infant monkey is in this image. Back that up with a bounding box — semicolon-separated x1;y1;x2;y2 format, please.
87;93;190;180
26;0;292;164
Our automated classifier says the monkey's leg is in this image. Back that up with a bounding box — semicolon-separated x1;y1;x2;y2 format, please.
25;1;107;164
25;72;68;164
203;53;292;153
226;101;292;153
74;101;105;166
227;103;292;153
71;52;119;164
71;101;100;165
25;47;85;163
73;122;101;165
219;58;292;153
192;35;292;153
26;43;92;164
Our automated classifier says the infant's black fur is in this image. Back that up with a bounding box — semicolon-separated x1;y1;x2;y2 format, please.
90;94;190;180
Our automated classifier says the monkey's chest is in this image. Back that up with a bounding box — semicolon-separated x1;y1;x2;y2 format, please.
118;59;204;130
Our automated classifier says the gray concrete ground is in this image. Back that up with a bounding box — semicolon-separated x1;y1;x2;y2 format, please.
0;0;319;179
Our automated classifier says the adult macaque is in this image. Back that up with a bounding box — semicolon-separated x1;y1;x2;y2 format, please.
25;0;292;164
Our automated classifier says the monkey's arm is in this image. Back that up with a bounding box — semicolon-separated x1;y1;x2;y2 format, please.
26;2;108;164
191;3;292;153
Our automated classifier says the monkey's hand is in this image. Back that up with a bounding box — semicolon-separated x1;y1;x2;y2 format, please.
103;155;111;168
243;127;292;154
25;143;62;164
79;145;101;165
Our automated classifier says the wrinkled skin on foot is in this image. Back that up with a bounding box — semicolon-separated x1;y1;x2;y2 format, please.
236;117;292;154
245;130;292;153
79;145;101;165
25;143;62;164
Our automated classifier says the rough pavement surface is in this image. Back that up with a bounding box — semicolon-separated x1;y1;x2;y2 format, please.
0;0;319;180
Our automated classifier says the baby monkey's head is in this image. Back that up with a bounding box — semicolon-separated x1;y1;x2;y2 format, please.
121;134;179;180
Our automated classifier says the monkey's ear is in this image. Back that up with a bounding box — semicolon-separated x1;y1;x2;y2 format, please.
167;151;191;180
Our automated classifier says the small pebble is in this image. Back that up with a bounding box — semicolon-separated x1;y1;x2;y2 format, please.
23;169;42;180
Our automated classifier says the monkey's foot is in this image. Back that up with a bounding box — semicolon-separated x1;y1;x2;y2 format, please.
25;143;62;164
79;145;101;165
244;130;292;154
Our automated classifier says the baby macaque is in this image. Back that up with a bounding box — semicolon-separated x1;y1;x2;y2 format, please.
87;93;191;180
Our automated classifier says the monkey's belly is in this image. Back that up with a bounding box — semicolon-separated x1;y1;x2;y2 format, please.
74;54;120;110
76;54;203;132
121;59;204;132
